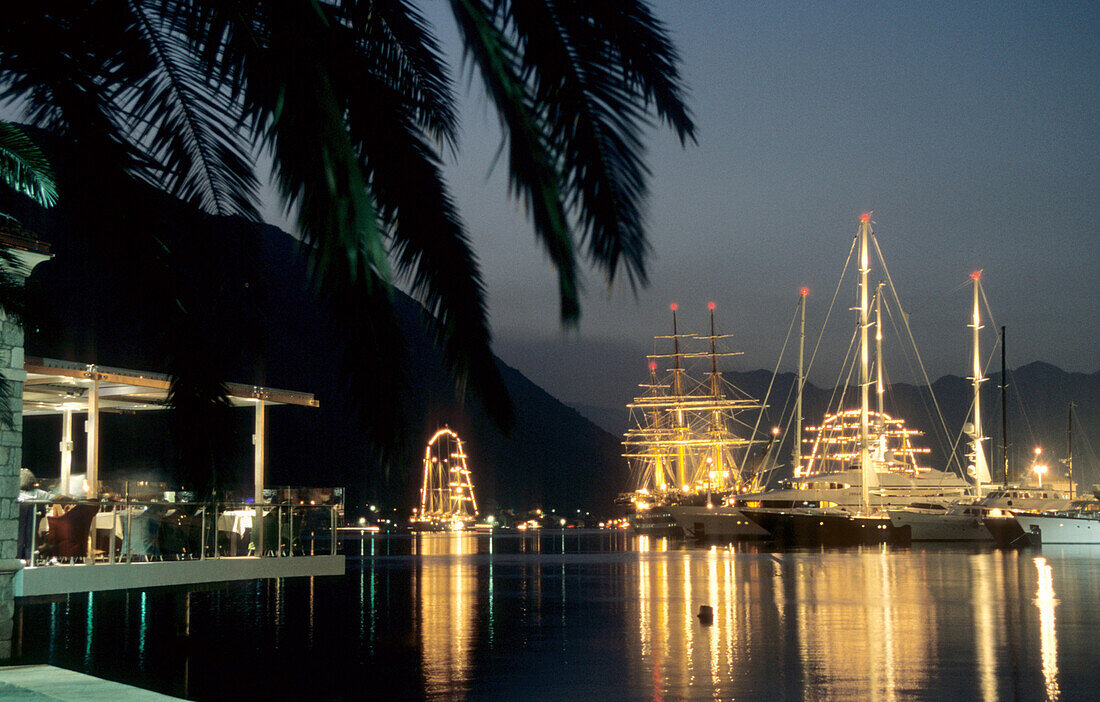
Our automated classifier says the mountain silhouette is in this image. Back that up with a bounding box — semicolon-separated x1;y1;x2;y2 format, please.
2;135;624;517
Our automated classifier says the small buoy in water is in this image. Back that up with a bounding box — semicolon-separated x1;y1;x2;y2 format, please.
697;605;714;625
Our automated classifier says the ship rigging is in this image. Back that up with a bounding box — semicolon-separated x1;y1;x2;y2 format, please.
622;304;766;511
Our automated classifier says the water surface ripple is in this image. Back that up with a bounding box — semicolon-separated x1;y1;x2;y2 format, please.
13;532;1100;700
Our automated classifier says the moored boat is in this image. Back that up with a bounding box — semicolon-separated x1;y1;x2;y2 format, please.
986;499;1100;547
740;507;908;547
619;304;765;536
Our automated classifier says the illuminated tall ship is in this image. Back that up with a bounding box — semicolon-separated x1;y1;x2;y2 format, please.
674;214;974;544
411;427;479;531
620;303;766;533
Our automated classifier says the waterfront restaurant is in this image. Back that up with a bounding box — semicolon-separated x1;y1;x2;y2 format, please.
14;357;344;598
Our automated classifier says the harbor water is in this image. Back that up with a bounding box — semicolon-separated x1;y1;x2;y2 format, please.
11;531;1100;700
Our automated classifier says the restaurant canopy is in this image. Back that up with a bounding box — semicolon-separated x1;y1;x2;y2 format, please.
22;356;319;501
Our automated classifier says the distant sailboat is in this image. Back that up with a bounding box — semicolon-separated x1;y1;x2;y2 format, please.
410;427;479;531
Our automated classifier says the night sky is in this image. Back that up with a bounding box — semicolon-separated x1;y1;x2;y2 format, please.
220;3;1099;412
393;2;1098;413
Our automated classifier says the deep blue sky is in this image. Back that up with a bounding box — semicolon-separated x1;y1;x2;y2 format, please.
245;3;1095;411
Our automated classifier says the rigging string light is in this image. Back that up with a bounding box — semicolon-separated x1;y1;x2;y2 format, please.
871;233;963;479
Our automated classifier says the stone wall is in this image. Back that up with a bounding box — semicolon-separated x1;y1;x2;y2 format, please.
0;236;51;661
0;306;27;659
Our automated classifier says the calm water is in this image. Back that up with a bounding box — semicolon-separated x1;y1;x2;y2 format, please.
11;531;1100;700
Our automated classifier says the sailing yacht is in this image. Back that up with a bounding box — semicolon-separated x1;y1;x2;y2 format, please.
733;214;973;546
888;270;997;541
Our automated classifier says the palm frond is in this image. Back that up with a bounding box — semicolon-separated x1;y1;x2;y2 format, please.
450;0;579;322
177;1;412;453
122;1;260;218
216;2;390;288
338;0;459;150
335;39;512;427
563;0;695;143
460;0;695;296
0;121;58;208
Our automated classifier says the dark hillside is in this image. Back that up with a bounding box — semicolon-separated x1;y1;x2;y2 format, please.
2;134;622;515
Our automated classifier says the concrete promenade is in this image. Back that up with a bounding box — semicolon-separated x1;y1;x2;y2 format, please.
15;554;345;597
0;664;180;700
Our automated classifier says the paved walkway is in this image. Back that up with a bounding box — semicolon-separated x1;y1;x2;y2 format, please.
0;665;180;700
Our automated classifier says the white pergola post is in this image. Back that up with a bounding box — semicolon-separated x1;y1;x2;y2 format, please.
59;408;73;495
253;400;265;556
85;377;99;498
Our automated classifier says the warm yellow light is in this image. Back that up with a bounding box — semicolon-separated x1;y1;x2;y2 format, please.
1035;446;1043;456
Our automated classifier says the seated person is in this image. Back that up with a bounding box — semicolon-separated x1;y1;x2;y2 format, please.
17;468;53;561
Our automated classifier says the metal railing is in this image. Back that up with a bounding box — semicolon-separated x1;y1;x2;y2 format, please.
17;498;339;567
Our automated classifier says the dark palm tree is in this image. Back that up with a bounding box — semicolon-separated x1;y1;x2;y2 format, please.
0;1;694;458
0;121;58;213
0;120;57;426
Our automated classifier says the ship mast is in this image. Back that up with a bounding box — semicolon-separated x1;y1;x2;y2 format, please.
647;360;667;491
707;302;726;490
874;282;886;467
1067;402;1075;499
671;304;688;492
1001;326;1009;486
858;213;874;513
968;271;991;495
793;288;807;476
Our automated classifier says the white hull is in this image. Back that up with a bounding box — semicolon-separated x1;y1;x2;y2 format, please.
666;505;768;539
630;508;682;536
888;510;992;542
1014;513;1100;545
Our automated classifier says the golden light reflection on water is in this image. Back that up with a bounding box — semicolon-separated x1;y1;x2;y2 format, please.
972;555;996;702
632;547;948;700
412;533;479;701
1034;556;1060;700
390;534;1074;700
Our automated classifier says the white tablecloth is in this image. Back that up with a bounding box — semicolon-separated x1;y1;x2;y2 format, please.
218;509;261;536
94;508;143;538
